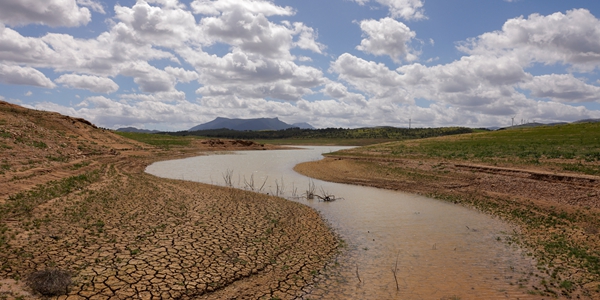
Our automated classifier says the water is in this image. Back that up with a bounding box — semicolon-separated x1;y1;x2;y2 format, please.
146;147;542;299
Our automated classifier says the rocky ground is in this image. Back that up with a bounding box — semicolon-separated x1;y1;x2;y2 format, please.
0;101;338;299
295;155;600;299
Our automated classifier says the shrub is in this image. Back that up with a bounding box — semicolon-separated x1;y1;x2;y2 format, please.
27;268;72;296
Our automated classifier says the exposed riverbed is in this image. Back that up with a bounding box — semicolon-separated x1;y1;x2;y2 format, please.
146;146;544;299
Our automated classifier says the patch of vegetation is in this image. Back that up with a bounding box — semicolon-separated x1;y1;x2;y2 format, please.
1;170;100;219
169;126;475;143
71;161;91;170
114;131;194;148
32;141;47;149
46;155;69;162
0;129;10;138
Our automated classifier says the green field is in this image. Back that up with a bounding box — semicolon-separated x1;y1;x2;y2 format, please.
252;138;392;146
114;132;196;148
337;122;600;175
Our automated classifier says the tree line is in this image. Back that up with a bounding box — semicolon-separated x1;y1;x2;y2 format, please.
163;126;477;140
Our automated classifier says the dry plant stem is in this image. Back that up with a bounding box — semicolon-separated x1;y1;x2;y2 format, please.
258;176;268;192
306;179;316;199
355;264;362;284
244;174;255;191
222;169;234;187
392;251;400;291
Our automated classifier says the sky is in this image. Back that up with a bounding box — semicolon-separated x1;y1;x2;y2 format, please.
1;0;600;130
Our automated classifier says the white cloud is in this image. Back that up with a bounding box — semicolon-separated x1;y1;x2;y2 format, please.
354;0;426;20
114;1;204;48
520;74;600;103
120;61;176;94
330;53;410;103
0;27;59;65
459;9;600;72
0;0;91;27
191;0;294;17
55;74;119;93
292;22;325;54
356;18;418;63
0;65;55;88
396;55;531;113
164;66;199;83
76;0;105;14
323;82;368;106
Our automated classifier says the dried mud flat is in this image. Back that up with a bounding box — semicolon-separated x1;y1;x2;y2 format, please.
0;101;338;299
295;155;600;299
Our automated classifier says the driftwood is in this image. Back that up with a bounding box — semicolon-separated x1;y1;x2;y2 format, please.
315;194;335;202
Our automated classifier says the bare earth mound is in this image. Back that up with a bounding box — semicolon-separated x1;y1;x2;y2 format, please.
0;101;338;299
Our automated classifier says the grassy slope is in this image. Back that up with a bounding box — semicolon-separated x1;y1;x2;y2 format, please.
113;131;195;148
337;122;600;175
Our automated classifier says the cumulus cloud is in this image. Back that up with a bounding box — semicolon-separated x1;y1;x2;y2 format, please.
0;65;55;88
77;0;105;14
356;18;418;63
191;0;294;17
459;9;600;72
120;61;176;93
0;0;92;27
114;1;204;48
520;74;600;103
324;82;368;106
354;0;426;20
55;74;119;93
330;53;410;103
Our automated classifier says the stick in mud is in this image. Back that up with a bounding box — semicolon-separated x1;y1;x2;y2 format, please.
356;264;362;284
392;251;400;291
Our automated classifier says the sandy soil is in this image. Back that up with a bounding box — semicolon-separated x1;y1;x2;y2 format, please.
0;101;338;299
295;155;600;298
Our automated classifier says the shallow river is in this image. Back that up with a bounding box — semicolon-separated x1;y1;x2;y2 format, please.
146;146;543;299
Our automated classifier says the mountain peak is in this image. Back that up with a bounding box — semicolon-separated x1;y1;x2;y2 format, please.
189;117;312;131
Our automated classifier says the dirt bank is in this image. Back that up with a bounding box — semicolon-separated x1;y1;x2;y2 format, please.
0;101;338;299
295;156;600;299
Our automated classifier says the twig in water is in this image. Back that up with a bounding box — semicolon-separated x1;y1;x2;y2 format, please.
258;176;268;192
306;179;316;199
355;264;362;283
244;174;255;191
222;169;233;187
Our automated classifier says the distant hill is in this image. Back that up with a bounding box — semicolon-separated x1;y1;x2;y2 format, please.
500;120;590;130
291;122;315;129
573;118;600;124
189;117;313;131
116;127;160;133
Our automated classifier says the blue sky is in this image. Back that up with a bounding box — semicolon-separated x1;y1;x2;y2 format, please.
1;0;600;130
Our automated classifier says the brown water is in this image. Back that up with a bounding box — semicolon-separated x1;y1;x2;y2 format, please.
146;147;545;299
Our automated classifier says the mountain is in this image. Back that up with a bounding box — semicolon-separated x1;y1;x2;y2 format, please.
189;117;313;131
116;127;161;133
291;122;315;129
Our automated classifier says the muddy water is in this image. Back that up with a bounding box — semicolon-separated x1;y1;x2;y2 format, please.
146;147;543;299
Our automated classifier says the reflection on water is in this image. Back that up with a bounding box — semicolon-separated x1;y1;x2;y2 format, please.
146;147;543;299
